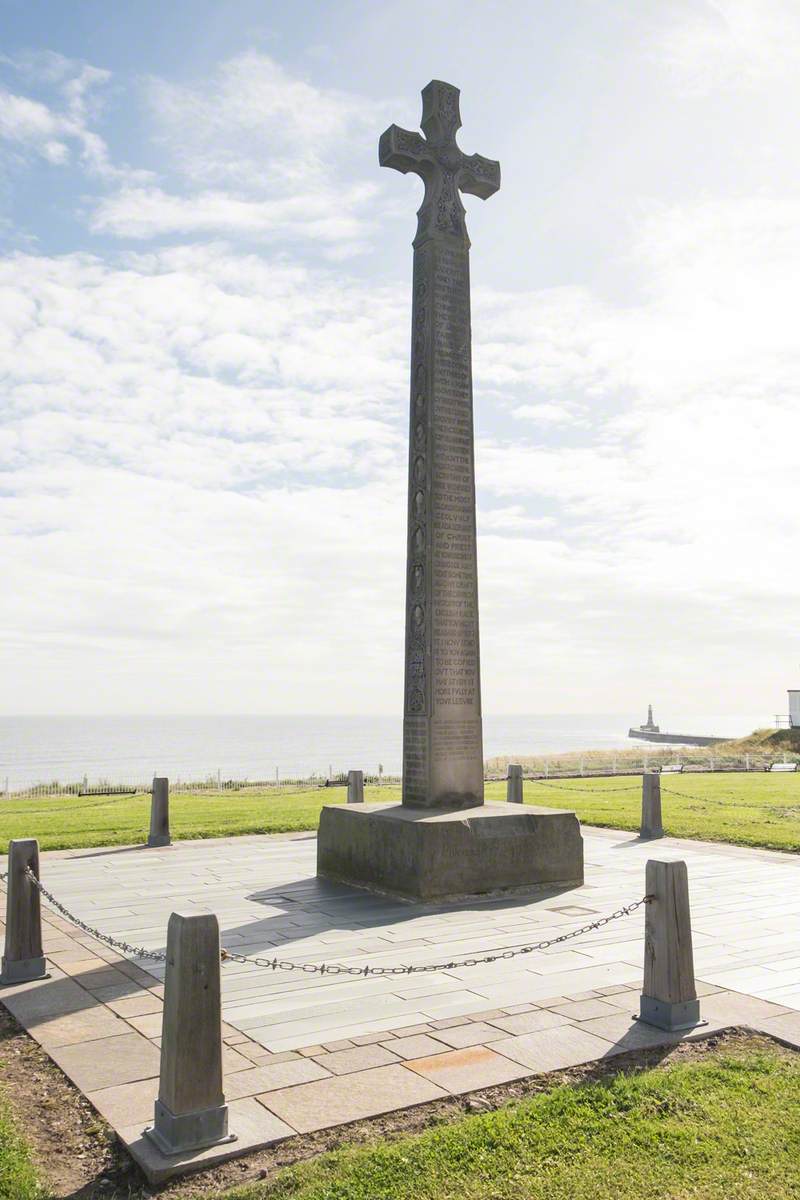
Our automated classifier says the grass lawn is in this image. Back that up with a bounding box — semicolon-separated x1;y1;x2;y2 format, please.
0;785;398;852
225;1041;800;1200
1;772;799;853
0;1091;42;1200
520;772;800;851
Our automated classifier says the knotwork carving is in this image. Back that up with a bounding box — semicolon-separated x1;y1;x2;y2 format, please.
379;79;500;246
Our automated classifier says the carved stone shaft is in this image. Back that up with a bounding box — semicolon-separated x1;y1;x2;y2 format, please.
641;773;664;838
507;764;523;804
639;859;700;1030
381;80;500;810
1;839;47;985
148;777;171;848
146;911;232;1154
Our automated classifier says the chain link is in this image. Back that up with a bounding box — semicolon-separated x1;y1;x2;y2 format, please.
7;866;649;979
220;897;651;977
23;867;168;962
526;779;641;794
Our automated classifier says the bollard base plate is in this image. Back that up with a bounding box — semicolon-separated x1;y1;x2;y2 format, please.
0;955;49;987
144;1100;235;1156
637;994;705;1032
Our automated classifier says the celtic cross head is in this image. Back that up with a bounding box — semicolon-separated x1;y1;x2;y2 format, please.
379;80;501;246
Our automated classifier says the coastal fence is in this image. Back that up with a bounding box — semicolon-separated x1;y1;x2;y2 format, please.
2;755;790;800
2;772;403;802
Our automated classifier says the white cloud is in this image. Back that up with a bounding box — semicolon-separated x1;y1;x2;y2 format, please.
3;184;800;718
656;0;800;93
87;52;391;250
0;52;145;182
90;183;379;253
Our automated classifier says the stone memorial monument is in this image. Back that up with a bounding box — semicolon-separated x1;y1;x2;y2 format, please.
317;80;583;900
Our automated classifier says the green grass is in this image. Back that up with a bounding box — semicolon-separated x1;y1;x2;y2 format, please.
224;1043;800;1200
519;771;800;851
0;785;403;852
2;772;800;854
0;1088;43;1200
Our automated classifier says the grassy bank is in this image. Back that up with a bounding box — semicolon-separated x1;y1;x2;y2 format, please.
521;770;800;851
486;726;800;776
0;1091;42;1200
226;1040;800;1200
1;772;800;852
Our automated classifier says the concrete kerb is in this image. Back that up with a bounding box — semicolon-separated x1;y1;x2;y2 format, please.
0;839;49;986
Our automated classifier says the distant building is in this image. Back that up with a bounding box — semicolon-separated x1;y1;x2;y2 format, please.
789;691;800;728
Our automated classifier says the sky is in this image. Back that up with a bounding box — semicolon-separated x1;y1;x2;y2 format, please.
1;0;798;722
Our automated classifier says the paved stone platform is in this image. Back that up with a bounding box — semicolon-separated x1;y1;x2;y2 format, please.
3;823;800;1181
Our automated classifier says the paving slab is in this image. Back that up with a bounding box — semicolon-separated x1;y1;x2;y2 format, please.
223;1058;331;1100
312;1044;399;1075
50;1031;161;1092
486;1008;571;1036
5;824;800;1183
120;1096;294;1185
490;1024;617;1073
430;1021;508;1049
260;1064;447;1133
405;1045;531;1093
387;1033;451;1060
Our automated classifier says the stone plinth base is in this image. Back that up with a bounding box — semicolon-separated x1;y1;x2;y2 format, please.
316;802;584;902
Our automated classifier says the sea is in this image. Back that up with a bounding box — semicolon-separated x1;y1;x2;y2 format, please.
0;713;766;790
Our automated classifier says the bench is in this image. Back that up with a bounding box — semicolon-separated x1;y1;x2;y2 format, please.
660;764;684;774
768;762;798;772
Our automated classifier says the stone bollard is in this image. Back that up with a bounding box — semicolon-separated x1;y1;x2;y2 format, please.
506;764;523;804
147;777;171;848
1;839;49;985
145;912;234;1155
640;773;664;839
347;770;364;804
639;859;701;1031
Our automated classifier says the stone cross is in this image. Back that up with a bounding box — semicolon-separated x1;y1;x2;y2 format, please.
381;81;499;810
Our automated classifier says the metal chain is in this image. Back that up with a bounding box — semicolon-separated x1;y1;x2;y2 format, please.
10;866;649;978
526;779;641;794
220;897;651;977
23;867;168;962
659;785;742;805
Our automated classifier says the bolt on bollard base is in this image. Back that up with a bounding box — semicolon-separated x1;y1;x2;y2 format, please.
146;1100;233;1157
638;994;701;1032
